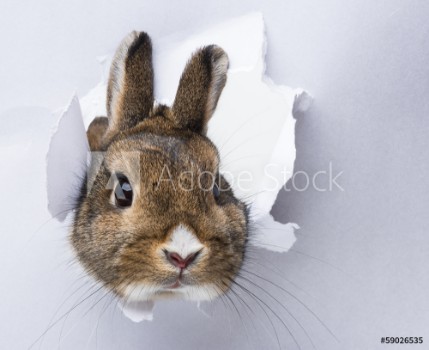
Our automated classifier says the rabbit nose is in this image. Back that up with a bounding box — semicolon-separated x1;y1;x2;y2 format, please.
165;251;199;269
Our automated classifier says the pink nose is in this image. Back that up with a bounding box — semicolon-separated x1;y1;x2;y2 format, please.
166;251;199;269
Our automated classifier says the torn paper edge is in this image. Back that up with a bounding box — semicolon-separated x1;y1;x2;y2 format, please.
45;13;313;323
46;94;89;222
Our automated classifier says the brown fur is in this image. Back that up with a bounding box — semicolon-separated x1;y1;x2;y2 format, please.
72;32;248;300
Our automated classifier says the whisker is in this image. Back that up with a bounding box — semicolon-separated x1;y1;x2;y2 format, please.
85;292;115;350
217;108;268;153
220;153;270;168
56;281;97;350
37;279;93;350
224;283;263;348
28;284;104;350
59;285;118;348
236;273;315;350
288;248;355;280
248;240;354;279
231;279;293;350
26;208;75;243
240;268;338;342
241;251;316;300
219;127;282;163
220;284;252;347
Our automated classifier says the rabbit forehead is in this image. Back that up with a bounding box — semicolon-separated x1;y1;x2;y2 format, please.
105;133;219;175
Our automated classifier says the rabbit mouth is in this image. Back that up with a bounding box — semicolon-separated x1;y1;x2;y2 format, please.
165;279;182;289
161;276;194;291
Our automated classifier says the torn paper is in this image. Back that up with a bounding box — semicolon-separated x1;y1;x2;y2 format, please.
119;300;155;323
46;12;311;323
46;96;89;221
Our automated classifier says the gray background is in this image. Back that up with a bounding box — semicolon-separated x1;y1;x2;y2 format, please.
1;0;428;349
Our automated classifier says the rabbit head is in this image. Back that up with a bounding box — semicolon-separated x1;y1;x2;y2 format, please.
72;31;248;302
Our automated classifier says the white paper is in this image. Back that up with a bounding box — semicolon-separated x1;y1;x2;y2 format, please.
119;300;155;322
46;96;89;221
47;12;311;322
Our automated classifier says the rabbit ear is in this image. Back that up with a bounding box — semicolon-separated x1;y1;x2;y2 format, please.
171;45;228;134
87;116;108;151
106;31;154;133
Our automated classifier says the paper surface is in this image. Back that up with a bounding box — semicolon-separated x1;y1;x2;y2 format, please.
46;12;311;322
119;300;155;322
46;96;89;221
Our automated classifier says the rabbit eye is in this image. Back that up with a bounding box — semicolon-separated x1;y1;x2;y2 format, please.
114;175;133;207
213;182;220;201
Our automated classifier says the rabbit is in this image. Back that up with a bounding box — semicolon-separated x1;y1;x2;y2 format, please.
72;31;249;303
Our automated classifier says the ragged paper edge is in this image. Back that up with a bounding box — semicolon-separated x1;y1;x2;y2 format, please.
49;11;312;260
46;95;89;222
248;89;312;253
119;300;155;322
241;18;312;253
46;13;312;323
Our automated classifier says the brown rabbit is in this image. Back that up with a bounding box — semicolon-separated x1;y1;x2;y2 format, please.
72;31;248;302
